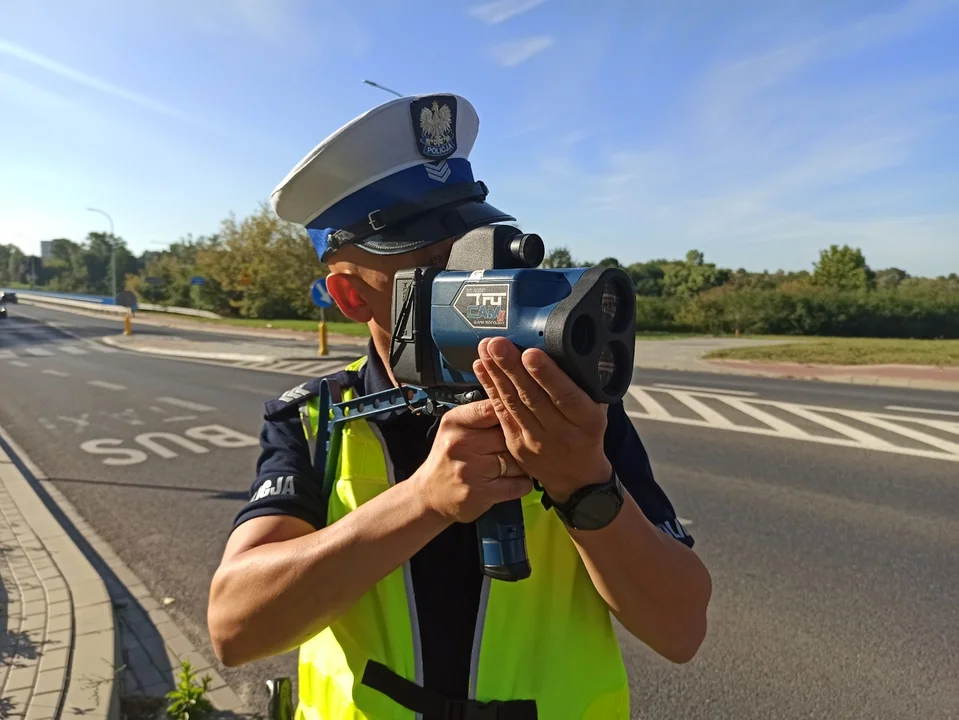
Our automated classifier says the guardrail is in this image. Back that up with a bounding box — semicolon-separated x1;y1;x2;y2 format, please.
2;287;118;305
11;290;131;316
137;303;221;319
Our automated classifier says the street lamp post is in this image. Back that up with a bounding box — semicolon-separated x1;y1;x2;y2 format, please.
362;79;404;98
86;207;116;299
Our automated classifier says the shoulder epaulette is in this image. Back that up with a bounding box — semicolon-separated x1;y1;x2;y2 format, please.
263;369;362;420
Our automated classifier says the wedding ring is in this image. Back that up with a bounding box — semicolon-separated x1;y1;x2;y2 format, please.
495;453;508;478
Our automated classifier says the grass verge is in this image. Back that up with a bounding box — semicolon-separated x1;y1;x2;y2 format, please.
705;337;959;366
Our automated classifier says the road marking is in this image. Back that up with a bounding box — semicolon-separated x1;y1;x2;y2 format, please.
627;387;671;419
652;383;757;397
88;380;127;391
23;347;53;356
58;413;91;433
0;350;15;359
717;397;811;439
42;369;71;377
885;405;959;417
58;344;89;355
80;424;258;466
626;384;959;463
9;361;30;368
38;418;58;432
87;343;118;353
156;397;215;412
672;393;736;428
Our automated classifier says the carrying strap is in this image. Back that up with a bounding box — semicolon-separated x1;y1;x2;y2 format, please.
361;661;537;720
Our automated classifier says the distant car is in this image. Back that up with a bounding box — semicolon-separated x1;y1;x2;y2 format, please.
0;291;16;303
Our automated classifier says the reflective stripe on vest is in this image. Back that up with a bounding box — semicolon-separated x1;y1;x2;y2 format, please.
294;357;630;720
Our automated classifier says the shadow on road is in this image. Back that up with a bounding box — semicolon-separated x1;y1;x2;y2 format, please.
0;312;176;350
48;476;248;502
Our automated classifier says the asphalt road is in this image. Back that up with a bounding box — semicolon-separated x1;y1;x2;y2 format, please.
1;303;957;719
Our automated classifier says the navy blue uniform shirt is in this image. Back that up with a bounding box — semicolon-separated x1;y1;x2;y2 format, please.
234;343;693;701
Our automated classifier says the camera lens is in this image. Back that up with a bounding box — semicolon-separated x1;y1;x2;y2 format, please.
601;278;629;331
598;344;616;389
509;233;545;268
598;342;630;397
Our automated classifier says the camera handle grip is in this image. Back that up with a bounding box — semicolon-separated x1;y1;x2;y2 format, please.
476;497;531;581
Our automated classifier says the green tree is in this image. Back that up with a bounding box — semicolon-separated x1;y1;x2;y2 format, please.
625;261;666;297
543;246;575;269
596;257;621;268
875;267;909;291
812;244;874;292
661;249;727;298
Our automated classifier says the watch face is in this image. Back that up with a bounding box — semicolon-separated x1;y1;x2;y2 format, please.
571;491;621;530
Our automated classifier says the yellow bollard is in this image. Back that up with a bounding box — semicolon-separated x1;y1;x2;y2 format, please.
123;313;133;336
318;321;328;356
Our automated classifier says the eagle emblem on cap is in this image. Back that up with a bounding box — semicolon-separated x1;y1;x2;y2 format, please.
410;95;458;160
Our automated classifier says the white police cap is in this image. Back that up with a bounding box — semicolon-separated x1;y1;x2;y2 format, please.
271;93;515;263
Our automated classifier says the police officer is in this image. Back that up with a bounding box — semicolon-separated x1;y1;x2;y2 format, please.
208;94;711;719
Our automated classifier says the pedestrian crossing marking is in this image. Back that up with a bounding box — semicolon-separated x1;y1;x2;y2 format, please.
58;344;89;355
0;350;15;360
627;385;959;463
23;347;54;356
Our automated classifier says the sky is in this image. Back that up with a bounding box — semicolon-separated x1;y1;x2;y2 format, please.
1;0;957;276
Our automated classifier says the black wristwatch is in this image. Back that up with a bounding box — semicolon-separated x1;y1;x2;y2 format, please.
540;468;624;531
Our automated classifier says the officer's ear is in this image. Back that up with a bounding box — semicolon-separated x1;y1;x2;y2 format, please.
325;272;374;324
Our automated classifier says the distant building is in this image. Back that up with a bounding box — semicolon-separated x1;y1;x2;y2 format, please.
40;240;53;259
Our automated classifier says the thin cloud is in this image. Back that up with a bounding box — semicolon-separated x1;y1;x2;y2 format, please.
489;36;554;67
469;0;546;24
0;40;186;120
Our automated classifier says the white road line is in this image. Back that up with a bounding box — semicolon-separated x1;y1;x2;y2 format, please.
42;369;71;377
88;380;127;391
627;387;671;419
836;411;959;455
671;393;736;429
717;397;811;439
0;350;15;359
9;361;30;368
37;418;58;431
276;361;318;373
885;405;959;417
23;347;54;356
773;404;897;449
652;383;757;397
156;396;215;412
58;344;89;355
87;343;118;353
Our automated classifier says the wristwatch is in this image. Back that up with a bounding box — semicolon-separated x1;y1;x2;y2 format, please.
540;468;624;531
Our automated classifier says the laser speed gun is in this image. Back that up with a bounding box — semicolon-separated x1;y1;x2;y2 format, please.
314;225;637;581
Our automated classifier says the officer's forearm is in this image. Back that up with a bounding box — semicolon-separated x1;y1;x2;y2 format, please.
209;475;449;667
569;493;712;664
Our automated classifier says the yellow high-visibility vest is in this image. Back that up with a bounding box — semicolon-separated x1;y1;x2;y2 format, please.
294;357;629;719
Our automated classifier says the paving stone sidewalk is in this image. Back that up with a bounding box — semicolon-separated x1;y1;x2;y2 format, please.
0;437;117;720
0;430;249;720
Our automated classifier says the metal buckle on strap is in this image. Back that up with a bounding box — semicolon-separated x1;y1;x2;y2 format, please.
368;210;386;231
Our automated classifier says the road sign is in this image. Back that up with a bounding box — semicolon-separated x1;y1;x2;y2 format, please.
311;277;334;308
190;276;206;286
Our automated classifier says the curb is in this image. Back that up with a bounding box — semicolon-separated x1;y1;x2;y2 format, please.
98;336;357;366
0;425;120;720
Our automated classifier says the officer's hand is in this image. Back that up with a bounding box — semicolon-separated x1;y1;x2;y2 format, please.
474;337;612;502
413;399;532;524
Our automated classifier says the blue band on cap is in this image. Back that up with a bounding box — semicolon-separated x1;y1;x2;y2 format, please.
307;158;474;231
